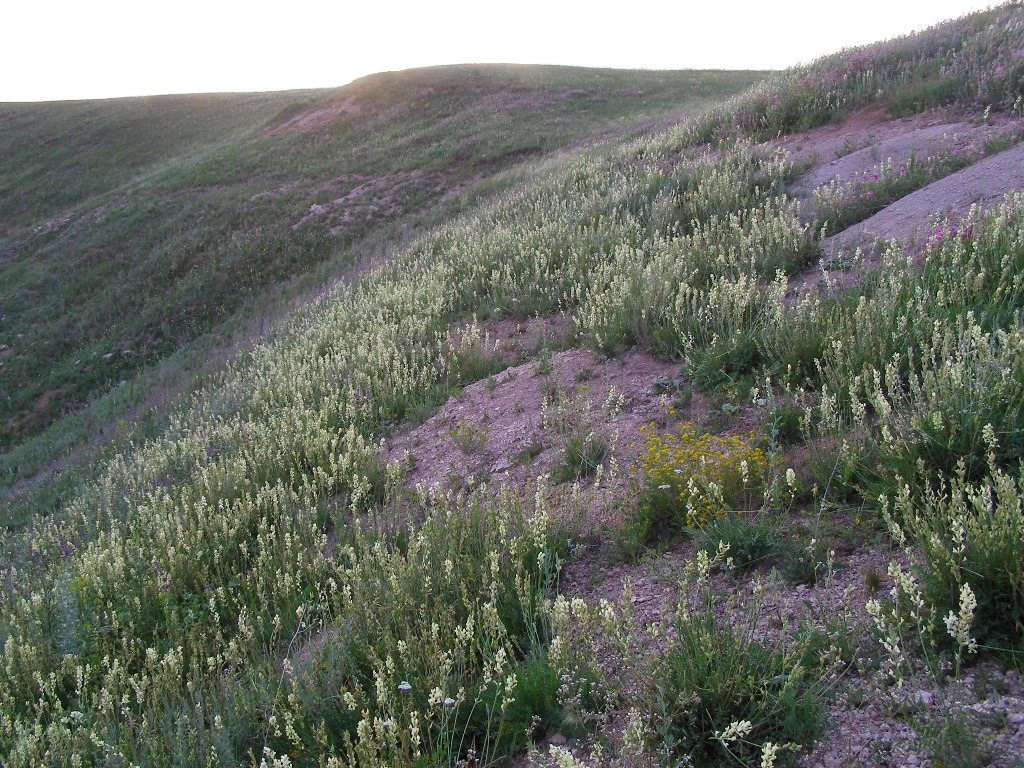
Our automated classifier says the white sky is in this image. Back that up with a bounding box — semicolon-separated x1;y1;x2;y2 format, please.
1;1;1002;102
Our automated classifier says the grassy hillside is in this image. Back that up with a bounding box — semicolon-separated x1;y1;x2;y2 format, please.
0;92;313;233
0;65;763;449
3;4;1024;767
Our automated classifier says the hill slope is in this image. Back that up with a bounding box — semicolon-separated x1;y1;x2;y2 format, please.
0;65;763;447
0;91;310;233
3;5;1024;767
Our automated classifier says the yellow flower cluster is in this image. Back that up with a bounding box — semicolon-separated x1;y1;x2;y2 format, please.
639;422;768;525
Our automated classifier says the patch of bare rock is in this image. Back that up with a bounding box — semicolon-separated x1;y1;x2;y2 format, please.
775;107;1024;303
771;106;1024;256
823;142;1024;257
782;109;1014;198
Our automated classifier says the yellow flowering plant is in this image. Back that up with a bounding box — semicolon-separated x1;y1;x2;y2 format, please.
635;422;769;540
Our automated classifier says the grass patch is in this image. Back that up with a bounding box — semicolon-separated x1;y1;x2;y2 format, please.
643;552;828;767
690;510;781;571
553;432;609;482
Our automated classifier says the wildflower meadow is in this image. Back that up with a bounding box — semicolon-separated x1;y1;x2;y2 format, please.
3;4;1024;766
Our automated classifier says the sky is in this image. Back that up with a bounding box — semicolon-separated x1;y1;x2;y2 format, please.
1;0;1002;102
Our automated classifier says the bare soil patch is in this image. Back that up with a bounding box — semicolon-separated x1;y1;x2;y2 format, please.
265;95;361;137
526;528;1024;768
386;344;682;524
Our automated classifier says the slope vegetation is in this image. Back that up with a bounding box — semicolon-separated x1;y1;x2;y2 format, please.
3;5;1024;767
0;65;762;447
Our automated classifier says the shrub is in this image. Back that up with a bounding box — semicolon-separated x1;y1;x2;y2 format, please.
675;275;780;388
644;551;826;767
762;401;804;449
883;456;1024;646
690;510;781;571
864;320;1024;490
637;422;769;535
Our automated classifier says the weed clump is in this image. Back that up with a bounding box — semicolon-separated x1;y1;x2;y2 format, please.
882;455;1024;647
644;551;827;767
691;510;781;571
780;533;832;586
542;384;618;484
553;432;609;482
446;417;490;454
636;422;769;538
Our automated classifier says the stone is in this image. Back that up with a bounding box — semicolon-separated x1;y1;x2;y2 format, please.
912;690;934;706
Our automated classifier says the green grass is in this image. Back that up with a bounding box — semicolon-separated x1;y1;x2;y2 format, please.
645;558;827;767
0;91;308;233
553;432;609;482
690;510;781;571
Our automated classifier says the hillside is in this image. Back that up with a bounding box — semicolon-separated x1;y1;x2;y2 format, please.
3;5;1024;768
0;65;763;448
